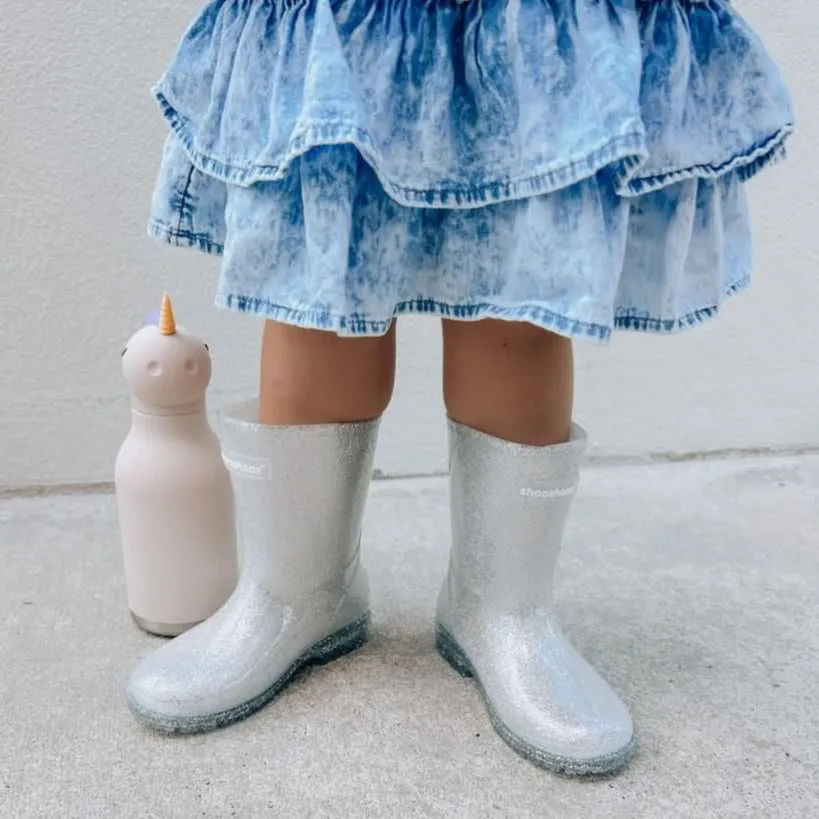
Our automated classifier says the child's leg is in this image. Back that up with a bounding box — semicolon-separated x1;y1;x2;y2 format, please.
126;321;394;734
259;321;396;424
441;319;573;445
437;318;636;776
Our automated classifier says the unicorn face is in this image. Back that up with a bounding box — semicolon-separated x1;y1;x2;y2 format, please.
122;294;212;411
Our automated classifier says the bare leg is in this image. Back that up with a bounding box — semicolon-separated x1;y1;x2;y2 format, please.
442;319;574;446
259;321;397;424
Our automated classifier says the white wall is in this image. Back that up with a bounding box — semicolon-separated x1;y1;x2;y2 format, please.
0;0;816;492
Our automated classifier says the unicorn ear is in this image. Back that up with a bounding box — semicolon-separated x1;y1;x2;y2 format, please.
158;293;177;336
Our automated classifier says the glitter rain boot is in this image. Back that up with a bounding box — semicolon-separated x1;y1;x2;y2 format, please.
126;399;379;733
435;419;637;776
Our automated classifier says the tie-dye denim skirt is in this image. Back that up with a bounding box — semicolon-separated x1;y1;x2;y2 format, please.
148;0;795;341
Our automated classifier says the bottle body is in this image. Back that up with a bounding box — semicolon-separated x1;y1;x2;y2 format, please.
115;411;238;636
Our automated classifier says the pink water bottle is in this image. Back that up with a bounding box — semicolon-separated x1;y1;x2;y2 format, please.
115;294;238;636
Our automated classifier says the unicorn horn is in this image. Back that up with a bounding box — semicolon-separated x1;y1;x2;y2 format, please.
158;293;177;336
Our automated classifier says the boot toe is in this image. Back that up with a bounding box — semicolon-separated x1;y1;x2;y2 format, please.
490;693;636;775
489;703;637;776
124;613;256;732
480;627;637;775
126;640;218;732
548;707;636;775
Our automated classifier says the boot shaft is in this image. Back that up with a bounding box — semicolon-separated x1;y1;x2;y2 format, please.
447;419;588;613
219;400;380;597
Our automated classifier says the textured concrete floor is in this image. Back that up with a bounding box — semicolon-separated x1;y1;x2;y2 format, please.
1;455;818;818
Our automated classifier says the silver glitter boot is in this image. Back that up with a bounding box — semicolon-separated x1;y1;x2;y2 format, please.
435;419;637;776
126;399;378;734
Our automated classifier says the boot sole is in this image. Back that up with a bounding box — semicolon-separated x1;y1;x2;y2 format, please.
435;622;638;777
128;612;371;735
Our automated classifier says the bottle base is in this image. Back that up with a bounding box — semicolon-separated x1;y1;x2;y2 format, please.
131;611;203;638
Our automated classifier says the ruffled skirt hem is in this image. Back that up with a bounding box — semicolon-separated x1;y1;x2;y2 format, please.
155;86;791;209
148;216;752;341
206;277;753;343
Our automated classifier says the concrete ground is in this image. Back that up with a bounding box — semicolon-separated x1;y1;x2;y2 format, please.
1;455;817;819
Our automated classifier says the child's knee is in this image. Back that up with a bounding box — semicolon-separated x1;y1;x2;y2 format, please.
260;321;396;423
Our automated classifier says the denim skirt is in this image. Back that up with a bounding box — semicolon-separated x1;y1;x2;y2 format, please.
148;0;795;341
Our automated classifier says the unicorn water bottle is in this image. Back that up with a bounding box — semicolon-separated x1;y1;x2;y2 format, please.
115;294;238;637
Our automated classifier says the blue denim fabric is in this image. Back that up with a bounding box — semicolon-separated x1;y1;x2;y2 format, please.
148;0;794;340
